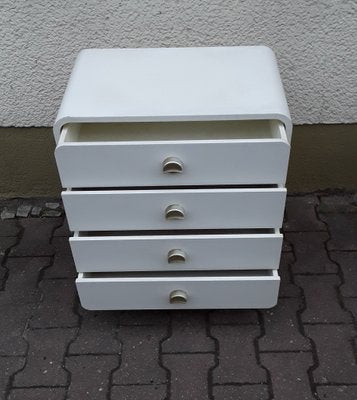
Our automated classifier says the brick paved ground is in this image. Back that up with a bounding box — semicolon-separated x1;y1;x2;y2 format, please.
0;193;356;400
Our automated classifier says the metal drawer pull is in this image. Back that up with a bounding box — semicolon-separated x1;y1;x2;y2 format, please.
169;290;188;304
168;249;186;264
165;204;185;220
162;157;183;174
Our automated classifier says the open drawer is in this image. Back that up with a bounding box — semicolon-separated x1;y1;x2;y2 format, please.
70;229;283;272
55;120;290;188
76;270;280;310
62;186;286;231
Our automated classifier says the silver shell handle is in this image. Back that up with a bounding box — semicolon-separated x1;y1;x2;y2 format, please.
169;290;188;304
168;249;186;264
162;157;183;174
165;204;185;220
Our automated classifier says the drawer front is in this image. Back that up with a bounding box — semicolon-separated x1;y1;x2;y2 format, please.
70;231;283;272
63;188;286;231
56;141;289;187
76;271;280;310
55;122;290;187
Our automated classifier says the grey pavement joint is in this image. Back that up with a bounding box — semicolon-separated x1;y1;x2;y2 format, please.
69;308;120;355
295;274;351;323
29;279;79;328
162;311;214;353
14;328;77;387
66;355;118;400
321;213;357;251
211;325;266;384
113;325;168;385
260;352;315;400
305;324;357;384
259;298;310;351
10;218;62;256
287;231;338;274
162;353;215;400
284;195;325;231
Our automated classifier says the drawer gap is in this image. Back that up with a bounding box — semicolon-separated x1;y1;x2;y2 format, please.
77;228;277;237
82;269;277;279
70;184;280;191
63;120;286;142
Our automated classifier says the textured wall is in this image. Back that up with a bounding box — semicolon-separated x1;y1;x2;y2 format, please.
1;0;356;127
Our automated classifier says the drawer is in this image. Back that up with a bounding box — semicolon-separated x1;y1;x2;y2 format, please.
70;229;283;272
76;270;280;310
55;120;290;188
63;187;286;231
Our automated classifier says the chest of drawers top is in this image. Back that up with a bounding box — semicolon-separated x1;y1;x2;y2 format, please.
53;46;291;143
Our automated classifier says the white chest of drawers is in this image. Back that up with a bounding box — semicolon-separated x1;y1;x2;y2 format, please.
54;46;291;310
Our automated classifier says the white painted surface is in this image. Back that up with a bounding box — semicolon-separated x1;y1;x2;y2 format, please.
55;121;290;187
76;270;280;310
50;44;291;310
70;230;283;272
62;187;286;231
52;47;292;142
2;1;356;127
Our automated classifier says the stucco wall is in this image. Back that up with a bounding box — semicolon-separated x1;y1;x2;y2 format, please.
1;0;356;127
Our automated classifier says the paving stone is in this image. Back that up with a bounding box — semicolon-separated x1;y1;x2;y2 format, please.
0;357;25;399
10;218;62;256
287;232;338;274
162;311;214;353
69;307;119;355
259;298;310;351
344;298;357;321
330;252;357;297
319;194;357;213
295;275;351;323
110;385;166;400
53;218;71;237
66;355;118;400
30;206;42;217
321;214;357;251
284;196;325;232
211;325;266;384
278;252;300;298
0;220;19;236
213;385;269;400
1;208;16;220
43;210;63;217
45;202;61;210
16;205;32;218
209;309;259;325
0;257;49;305
43;237;76;279
282;237;292;252
0;304;37;356
9;387;66;400
113;325;167;385
0;237;17;282
305;324;357;384
163;353;214;400
30;279;79;328
118;310;170;326
14;328;76;387
260;352;314;400
317;385;357;399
